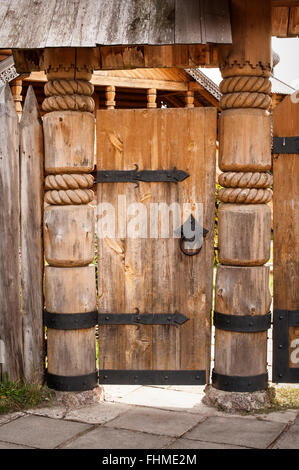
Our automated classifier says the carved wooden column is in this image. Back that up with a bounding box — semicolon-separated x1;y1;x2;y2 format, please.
212;1;273;396
42;48;97;391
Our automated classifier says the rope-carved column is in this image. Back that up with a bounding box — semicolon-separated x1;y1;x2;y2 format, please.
42;48;98;392
210;0;273;399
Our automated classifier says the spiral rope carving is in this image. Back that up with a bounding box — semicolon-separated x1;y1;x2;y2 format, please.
45;79;94;97
218;187;272;204
218;172;272;189
42;94;95;112
45;173;94;191
220;92;271;110
45;188;94;205
219;76;271;95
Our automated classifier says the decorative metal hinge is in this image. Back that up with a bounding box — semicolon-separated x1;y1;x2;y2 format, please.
273;136;299;154
96;164;189;186
98;311;189;326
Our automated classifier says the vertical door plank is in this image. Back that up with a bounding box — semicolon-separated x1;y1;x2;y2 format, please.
20;86;44;383
0;84;23;381
273;95;299;373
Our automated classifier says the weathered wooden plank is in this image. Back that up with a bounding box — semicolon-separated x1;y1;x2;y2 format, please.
175;0;202;44
273;95;299;376
0;0;11;31
0;0;233;49
0;0;28;48
12;0;57;49
273;95;299;313
288;6;299;35
45;0;81;47
272;6;290;37
96;0;151;46
202;0;232;44
148;0;175;44
0;83;23;381
71;0;102;47
20;86;44;383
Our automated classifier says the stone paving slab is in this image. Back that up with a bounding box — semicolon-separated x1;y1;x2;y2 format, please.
63;426;173;449
0;412;25;426
65;403;130;425
184;416;286;449
26;405;66;419
114;386;203;411
0;415;92;449
257;410;298;424
103;385;142;401
273;424;299;449
167;438;247;449
0;440;36;449
104;406;205;437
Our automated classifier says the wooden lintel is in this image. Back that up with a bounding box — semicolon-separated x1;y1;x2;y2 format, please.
24;71;190;92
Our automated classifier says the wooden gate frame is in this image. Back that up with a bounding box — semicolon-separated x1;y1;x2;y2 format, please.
272;96;299;383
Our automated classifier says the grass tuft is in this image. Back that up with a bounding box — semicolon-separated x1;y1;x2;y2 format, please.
0;373;52;415
271;386;299;410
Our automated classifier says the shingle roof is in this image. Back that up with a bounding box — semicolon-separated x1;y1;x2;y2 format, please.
0;0;232;49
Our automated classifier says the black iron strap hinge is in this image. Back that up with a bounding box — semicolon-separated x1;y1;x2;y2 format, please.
43;309;189;329
43;309;98;330
273;136;299;154
96;165;189;185
98;311;189;326
213;311;272;333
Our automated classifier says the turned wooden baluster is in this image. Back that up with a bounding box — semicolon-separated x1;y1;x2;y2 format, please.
185;90;194;108
105;85;116;109
42;48;97;391
147;88;157;108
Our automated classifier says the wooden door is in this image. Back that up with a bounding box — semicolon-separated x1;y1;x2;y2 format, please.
273;95;299;383
96;108;217;385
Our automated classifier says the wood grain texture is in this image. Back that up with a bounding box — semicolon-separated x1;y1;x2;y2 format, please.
272;6;290;37
273;94;299;371
0;84;23;381
219;109;272;172
288;6;299;35
45;266;97;377
44;205;95;267
273;95;299;313
0;0;232;48
97;108;216;379
43;111;95;174
219;0;272;76
20;86;44;383
214;265;271;376
218;204;271;266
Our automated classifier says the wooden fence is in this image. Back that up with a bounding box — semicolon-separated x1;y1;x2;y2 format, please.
0;83;44;383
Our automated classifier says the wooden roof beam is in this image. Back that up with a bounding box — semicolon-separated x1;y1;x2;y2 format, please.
24;71;190;92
